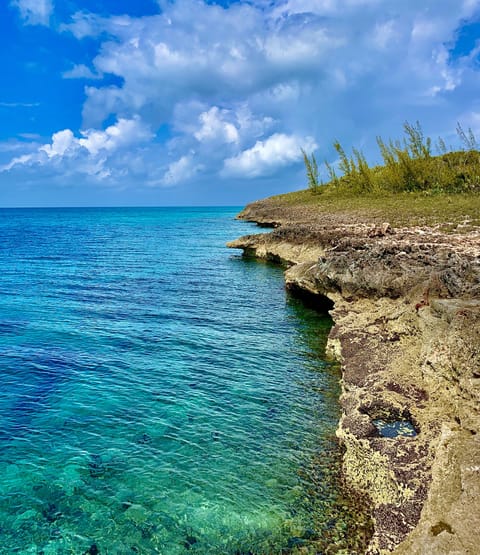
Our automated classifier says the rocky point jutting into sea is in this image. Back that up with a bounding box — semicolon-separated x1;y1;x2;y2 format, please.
228;197;480;554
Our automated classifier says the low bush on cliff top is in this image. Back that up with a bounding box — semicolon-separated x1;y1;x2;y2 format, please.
303;122;480;195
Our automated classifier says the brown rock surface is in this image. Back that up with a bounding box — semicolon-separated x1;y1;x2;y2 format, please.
227;199;480;554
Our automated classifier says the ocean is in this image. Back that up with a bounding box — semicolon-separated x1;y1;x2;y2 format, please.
0;207;355;554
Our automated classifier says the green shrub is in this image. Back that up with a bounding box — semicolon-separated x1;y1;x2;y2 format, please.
301;149;321;193
306;121;480;195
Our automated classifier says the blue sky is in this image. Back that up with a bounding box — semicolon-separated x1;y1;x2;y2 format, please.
0;0;479;206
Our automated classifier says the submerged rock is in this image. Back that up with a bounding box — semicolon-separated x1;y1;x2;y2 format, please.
124;504;149;524
136;433;152;445
88;454;108;478
183;534;198;549
43;502;62;523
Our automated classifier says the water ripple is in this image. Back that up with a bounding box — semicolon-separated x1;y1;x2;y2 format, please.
0;207;355;554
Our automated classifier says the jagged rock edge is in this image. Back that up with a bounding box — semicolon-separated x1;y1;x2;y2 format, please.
227;216;480;555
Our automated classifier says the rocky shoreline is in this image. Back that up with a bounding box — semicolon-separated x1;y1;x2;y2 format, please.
228;198;480;554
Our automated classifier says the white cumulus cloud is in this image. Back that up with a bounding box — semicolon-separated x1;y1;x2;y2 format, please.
223;133;317;178
10;0;53;26
195;107;239;144
2;117;153;180
62;64;102;80
65;0;480;158
40;129;76;158
162;154;202;186
4;0;480;195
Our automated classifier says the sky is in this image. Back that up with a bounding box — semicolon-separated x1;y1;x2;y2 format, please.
0;0;479;206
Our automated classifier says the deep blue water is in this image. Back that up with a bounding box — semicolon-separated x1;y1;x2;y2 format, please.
0;207;351;554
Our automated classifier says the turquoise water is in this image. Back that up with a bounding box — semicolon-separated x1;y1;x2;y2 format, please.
0;207;352;554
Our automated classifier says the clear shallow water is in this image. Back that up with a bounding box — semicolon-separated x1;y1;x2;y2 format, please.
373;419;417;438
0;207;357;554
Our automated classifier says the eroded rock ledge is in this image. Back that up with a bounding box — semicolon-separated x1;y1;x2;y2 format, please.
228;201;480;554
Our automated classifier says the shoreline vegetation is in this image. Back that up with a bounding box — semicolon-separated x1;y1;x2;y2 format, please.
303;121;480;196
228;124;480;553
294;121;480;231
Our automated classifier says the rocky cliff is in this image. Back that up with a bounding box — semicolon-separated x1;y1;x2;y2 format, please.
228;197;480;554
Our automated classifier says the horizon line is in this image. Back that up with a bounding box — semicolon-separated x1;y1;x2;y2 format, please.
0;204;246;209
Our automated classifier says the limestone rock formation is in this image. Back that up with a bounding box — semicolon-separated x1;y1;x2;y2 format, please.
228;201;480;554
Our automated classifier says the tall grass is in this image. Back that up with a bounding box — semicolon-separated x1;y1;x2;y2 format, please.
303;122;480;195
